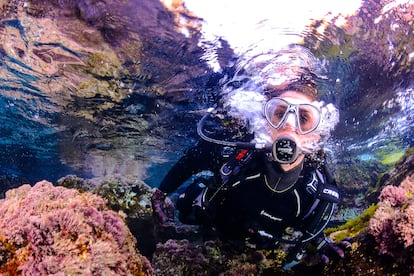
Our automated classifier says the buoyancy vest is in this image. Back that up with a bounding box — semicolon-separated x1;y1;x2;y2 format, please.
201;149;340;245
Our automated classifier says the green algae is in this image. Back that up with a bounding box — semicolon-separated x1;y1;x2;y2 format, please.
325;204;378;242
379;150;406;166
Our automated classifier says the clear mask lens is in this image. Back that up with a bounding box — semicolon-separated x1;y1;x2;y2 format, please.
264;98;321;134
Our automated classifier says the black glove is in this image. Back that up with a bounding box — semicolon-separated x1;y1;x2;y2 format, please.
151;188;175;225
316;236;351;264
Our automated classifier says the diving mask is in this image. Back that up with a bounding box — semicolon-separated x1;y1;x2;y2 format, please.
264;97;321;134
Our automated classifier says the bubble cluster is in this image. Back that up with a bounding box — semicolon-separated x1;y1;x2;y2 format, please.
223;88;272;144
315;101;340;138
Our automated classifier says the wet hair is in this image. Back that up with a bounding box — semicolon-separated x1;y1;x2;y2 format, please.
264;71;319;101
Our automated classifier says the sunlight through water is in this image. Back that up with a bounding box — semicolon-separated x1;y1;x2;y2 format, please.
183;0;413;162
185;0;363;69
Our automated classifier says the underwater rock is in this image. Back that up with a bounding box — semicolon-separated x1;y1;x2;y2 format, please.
152;239;289;275
330;155;387;222
331;148;414;222
366;147;414;203
321;149;414;275
56;174;154;219
0;175;29;199
56;174;159;258
0;180;153;275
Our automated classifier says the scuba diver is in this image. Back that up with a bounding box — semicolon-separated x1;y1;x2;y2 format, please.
151;45;350;269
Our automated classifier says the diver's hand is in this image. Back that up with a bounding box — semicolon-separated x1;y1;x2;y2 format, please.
316;236;351;264
151;188;175;225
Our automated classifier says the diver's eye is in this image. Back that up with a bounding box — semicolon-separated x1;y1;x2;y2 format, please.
271;106;287;124
297;106;319;133
274;109;286;119
299;112;310;124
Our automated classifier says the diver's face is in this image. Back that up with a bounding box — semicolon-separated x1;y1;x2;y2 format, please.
265;91;321;146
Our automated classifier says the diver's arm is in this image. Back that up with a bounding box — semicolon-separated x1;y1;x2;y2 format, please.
151;140;220;225
158;140;220;194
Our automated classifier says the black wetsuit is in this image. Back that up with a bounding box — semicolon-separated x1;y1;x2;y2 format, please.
158;140;339;246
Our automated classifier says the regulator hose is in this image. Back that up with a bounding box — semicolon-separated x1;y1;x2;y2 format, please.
197;108;268;150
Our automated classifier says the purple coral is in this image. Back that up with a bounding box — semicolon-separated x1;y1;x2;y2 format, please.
378;185;407;206
0;180;152;275
369;175;414;260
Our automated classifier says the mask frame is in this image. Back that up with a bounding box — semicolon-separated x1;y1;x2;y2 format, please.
264;97;321;134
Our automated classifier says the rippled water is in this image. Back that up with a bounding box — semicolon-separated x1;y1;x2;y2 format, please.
0;0;413;192
184;0;414;159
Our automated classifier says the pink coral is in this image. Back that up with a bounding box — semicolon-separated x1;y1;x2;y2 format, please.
0;180;152;275
378;185;407;206
369;174;414;259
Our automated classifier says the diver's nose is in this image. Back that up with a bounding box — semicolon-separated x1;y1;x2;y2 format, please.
280;112;298;131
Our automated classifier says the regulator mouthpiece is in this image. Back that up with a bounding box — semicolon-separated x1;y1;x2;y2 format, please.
272;137;300;164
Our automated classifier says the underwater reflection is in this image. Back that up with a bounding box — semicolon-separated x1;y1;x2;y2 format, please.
0;0;412;191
